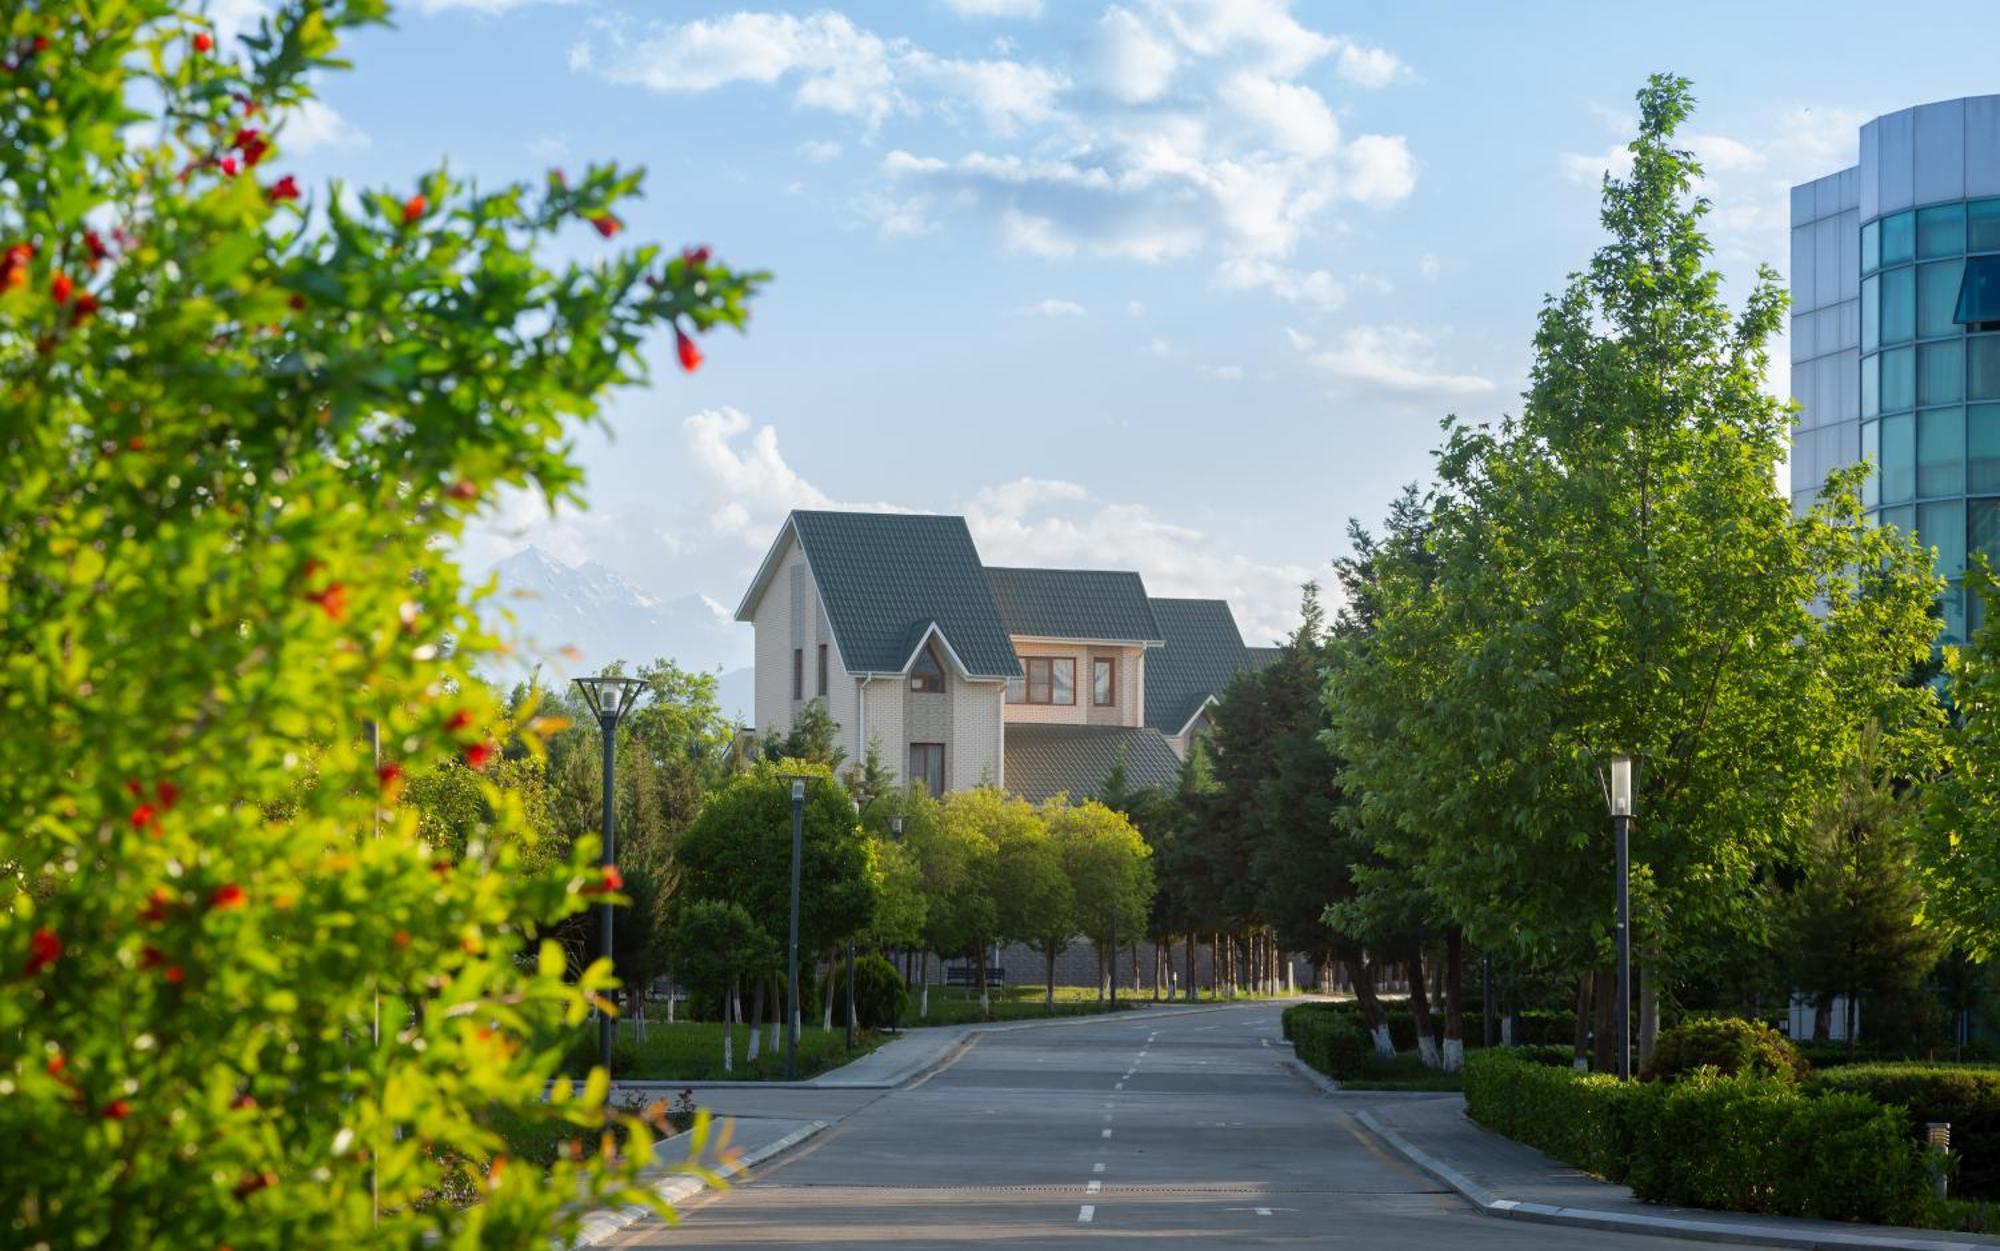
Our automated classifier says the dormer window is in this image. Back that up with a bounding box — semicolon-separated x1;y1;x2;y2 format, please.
911;642;945;693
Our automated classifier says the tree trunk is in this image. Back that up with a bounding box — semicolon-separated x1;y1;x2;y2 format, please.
975;943;990;1018
921;952;930;1020
1441;929;1465;1072
1044;942;1058;1008
1572;975;1591;1070
1637;954;1660;1071
767;974;780;1055
746;978;764;1063
1348;947;1394;1059
1407;941;1439;1068
1184;934;1196;1002
1813;995;1832;1041
1592;966;1616;1073
823;949;836;1032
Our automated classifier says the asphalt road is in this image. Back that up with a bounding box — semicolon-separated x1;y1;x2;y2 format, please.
616;1002;1693;1248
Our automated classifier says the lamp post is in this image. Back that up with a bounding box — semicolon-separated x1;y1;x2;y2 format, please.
781;775;813;1081
890;817;904;1035
1608;753;1635;1080
572;673;649;1079
1108;907;1117;1012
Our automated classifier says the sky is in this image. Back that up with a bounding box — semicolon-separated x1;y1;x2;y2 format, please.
241;0;2000;669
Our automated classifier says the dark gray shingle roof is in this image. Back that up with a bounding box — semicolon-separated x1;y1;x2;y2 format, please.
1144;598;1251;735
1245;645;1284;671
986;567;1164;643
790;511;1020;678
1004;724;1184;804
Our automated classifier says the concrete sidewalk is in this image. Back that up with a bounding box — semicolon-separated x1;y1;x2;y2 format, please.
571;1114;827;1248
1352;1092;2000;1251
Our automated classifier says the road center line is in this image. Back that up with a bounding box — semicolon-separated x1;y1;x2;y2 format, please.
1078;1205;1095;1223
1102;1128;1113;1138
1087;1179;1102;1193
1093;1162;1105;1173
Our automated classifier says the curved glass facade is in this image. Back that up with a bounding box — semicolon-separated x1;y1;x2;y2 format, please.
1861;196;2000;642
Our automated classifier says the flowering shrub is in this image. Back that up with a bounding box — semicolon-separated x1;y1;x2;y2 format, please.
0;2;762;1247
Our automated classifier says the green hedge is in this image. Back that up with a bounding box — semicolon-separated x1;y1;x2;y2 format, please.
1297;1000;1573;1051
1282;1003;1371;1079
1642;1016;1806;1085
1465;1049;1927;1223
1808;1064;2000;1199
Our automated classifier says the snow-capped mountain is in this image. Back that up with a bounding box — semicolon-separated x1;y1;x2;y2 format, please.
476;547;754;720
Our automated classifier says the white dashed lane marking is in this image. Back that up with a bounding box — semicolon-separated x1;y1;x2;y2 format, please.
1078;1205;1095;1223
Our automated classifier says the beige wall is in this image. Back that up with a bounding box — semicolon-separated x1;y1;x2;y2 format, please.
896;651;1004;793
1004;639;1145;728
750;533;854;754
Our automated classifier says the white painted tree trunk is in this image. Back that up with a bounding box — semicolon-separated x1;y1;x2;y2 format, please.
1370;1023;1394;1059
1416;1034;1441;1069
1442;1038;1464;1072
823;956;835;1032
723;978;736;1074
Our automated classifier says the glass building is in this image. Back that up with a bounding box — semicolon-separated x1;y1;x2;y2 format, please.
1790;96;2000;643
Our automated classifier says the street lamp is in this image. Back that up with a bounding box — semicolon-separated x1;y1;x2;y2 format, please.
889;816;904;1036
780;774;817;1081
572;673;649;1078
1607;753;1634;1080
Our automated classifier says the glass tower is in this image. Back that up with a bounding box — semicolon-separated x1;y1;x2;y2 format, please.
1789;96;2000;643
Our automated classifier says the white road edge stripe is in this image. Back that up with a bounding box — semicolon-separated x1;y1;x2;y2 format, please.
1087;1180;1102;1193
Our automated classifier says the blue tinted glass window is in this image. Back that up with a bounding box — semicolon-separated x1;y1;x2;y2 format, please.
1881;411;1916;502
1971;200;2000;254
1958;257;2000;326
1862;419;1880;507
1921;499;1967;575
1919;405;1966;496
1863;352;1881;417
1882;212;1916;266
1883;504;1918;541
1882;265;1915;344
1882;346;1916;412
1863;220;1881;273
1972;498;2000;569
1862;274;1880;350
1974;337;2000;401
1920;261;1966;338
1920;342;1965;407
1919;203;1967;259
1972;404;2000;493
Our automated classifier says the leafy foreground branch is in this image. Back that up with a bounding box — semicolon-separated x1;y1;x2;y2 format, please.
0;3;763;1247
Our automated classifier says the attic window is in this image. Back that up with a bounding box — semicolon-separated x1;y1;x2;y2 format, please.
911;642;945;693
1956;256;2000;330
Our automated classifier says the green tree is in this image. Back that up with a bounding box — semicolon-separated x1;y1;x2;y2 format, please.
1920;572;2000;961
1048;800;1154;1003
1327;76;1940;1064
761;698;845;769
1783;727;1942;1047
0;2;763;1245
938;788;1043;1015
668;901;778;1073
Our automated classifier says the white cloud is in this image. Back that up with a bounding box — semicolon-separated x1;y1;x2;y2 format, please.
942;0;1044;18
460;485;616;573
208;0;275;44
280;98;369;154
1126;299;1147;317
1293;325;1495;399
578;3;1415;308
527;134;569;160
408;0;569;12
1023;298;1088;317
1203;364;1245;381
1417;252;1439;281
798;138;843;163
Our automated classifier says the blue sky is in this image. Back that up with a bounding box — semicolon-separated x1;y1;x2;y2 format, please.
241;0;2000;669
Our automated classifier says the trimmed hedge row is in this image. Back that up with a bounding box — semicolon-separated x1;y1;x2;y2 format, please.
1466;1049;1928;1224
1808;1064;2000;1199
1291;1000;1572;1052
1281;1003;1371;1078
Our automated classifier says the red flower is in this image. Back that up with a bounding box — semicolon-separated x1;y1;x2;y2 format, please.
103;1100;130;1120
24;927;61;975
447;479;479;501
130;803;157;831
464;742;494;770
192;32;213;53
591;864;625;895
127;436;144;453
163;965;184;984
376;763;403;789
50;272;70;305
139;945;166;969
233;1170;276;1199
219;156;239;177
267;175;300;203
232;128;268;167
125;779;144;797
681;244;710;267
71;291;97;324
675;325;702;373
446;709;474;733
139;888;173;924
392;930;411;949
83;231;107;262
401;194;426;225
209;883;247;911
309;582;348;622
155;781;181;810
590;215;621;239
46;1053;65;1078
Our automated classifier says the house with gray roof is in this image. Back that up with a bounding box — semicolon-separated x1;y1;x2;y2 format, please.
734;510;1273;803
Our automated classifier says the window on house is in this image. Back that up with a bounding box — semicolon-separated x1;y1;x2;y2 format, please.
911;642;945;693
1022;657;1075;705
791;648;803;700
817;643;828;696
1092;658;1115;707
1005;675;1025;704
909;743;945;797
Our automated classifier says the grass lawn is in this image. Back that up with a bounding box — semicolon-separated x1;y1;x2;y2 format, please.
1334;1051;1465;1092
566;1021;886;1082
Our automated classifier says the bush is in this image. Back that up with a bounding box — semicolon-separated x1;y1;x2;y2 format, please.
1282;1003;1371;1079
1642;1016;1806;1084
1808;1063;2000;1199
824;954;911;1029
1466;1049;1929;1223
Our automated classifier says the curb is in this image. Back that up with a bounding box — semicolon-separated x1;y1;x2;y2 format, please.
1280;1052;1343;1095
1350;1110;1990;1251
571;1119;830;1248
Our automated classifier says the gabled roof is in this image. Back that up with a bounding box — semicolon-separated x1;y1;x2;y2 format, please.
1004;724;1184;804
1144;598;1252;736
1245;645;1284;671
985;567;1164;644
736;511;1020;679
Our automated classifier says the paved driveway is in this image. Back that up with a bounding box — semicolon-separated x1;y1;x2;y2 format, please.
610;1002;1694;1248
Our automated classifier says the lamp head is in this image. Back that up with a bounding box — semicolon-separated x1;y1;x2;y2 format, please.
572;674;648;724
1609;754;1634;818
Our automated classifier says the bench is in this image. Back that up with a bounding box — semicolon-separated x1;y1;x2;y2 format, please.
943;965;1007;988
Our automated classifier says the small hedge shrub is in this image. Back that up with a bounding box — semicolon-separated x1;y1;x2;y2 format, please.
1641;1016;1807;1085
1465;1049;1927;1223
1282;1003;1371;1078
1808;1064;2000;1199
823;954;911;1030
